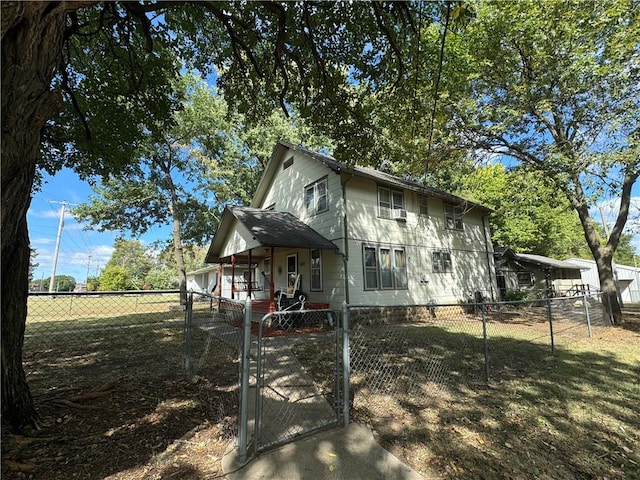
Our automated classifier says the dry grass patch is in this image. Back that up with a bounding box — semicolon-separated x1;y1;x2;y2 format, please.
295;317;640;480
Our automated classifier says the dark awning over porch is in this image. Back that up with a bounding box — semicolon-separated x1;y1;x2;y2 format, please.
205;206;339;264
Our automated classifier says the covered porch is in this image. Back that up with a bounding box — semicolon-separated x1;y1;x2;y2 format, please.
205;206;339;312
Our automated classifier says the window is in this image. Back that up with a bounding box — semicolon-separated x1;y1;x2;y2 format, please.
517;272;534;286
364;247;378;289
432;251;452;273
444;204;464;230
419;196;429;216
305;177;328;214
310;249;322;291
378;186;404;219
380;248;392;288
394;249;408;288
363;245;408;290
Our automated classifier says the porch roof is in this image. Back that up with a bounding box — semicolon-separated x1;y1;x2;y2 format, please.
205;206;338;264
496;247;583;271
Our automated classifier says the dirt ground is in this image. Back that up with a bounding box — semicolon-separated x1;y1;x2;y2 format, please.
1;315;332;480
2;311;639;480
2;325;239;480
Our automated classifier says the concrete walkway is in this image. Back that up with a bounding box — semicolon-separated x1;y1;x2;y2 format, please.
207;316;428;480
222;423;429;480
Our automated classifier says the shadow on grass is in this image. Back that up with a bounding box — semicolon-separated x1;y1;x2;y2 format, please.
299;324;640;480
4;321;240;480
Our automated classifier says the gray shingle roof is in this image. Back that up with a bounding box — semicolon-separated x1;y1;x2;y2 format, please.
514;252;583;270
230;207;338;250
276;141;491;212
205;206;338;263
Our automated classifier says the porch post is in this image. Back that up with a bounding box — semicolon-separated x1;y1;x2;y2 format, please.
247;250;253;299
218;263;223;297
269;246;276;312
231;255;236;300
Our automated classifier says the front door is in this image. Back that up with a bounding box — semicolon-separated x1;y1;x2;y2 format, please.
287;254;298;292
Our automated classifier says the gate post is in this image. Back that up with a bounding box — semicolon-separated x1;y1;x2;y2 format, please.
547;296;555;353
183;291;193;380
583;293;592;338
481;301;490;383
238;297;252;464
342;301;350;427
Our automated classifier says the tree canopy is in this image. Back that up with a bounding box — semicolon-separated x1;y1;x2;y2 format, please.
435;0;639;322
450;163;589;259
1;1;429;430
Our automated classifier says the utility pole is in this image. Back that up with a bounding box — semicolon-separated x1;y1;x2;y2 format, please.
47;200;78;293
85;252;93;284
48;201;66;293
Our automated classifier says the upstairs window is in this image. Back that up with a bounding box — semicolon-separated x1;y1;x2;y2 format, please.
444;204;464;230
432;251;453;273
305;177;328;215
378;187;404;219
419;196;429;216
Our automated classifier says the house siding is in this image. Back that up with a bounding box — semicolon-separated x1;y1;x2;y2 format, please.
342;174;496;306
218;220;262;260
210;142;496;315
257;150;345;247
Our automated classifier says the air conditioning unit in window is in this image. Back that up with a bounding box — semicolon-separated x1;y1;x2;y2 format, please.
393;208;407;221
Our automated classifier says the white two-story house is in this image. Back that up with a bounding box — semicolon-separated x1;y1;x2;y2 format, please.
205;141;497;315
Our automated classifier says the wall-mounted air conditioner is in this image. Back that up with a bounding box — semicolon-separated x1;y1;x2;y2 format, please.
393;208;407;221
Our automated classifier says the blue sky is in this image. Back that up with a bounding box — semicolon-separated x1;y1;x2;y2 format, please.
28;168;172;286
28;163;640;286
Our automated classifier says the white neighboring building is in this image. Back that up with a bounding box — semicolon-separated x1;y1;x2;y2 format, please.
565;258;640;303
186;264;266;300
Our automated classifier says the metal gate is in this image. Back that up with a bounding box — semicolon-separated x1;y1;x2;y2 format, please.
253;308;344;454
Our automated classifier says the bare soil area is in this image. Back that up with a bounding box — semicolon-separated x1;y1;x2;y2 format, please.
2;326;238;480
3;312;639;480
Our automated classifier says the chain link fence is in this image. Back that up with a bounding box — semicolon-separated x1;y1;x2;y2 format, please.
345;293;612;422
25;291;185;388
183;292;248;442
25;291;244;445
25;289;615;467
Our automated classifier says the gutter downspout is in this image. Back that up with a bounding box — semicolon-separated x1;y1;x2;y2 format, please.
231;255;236;300
482;214;496;302
341;173;354;305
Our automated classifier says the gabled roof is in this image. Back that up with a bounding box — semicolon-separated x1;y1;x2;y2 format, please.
205;206;338;263
251;141;491;213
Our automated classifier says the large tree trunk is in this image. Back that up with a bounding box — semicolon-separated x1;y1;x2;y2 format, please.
569;170;638;326
579;216;622;324
167;175;187;304
595;255;621;325
1;2;71;431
